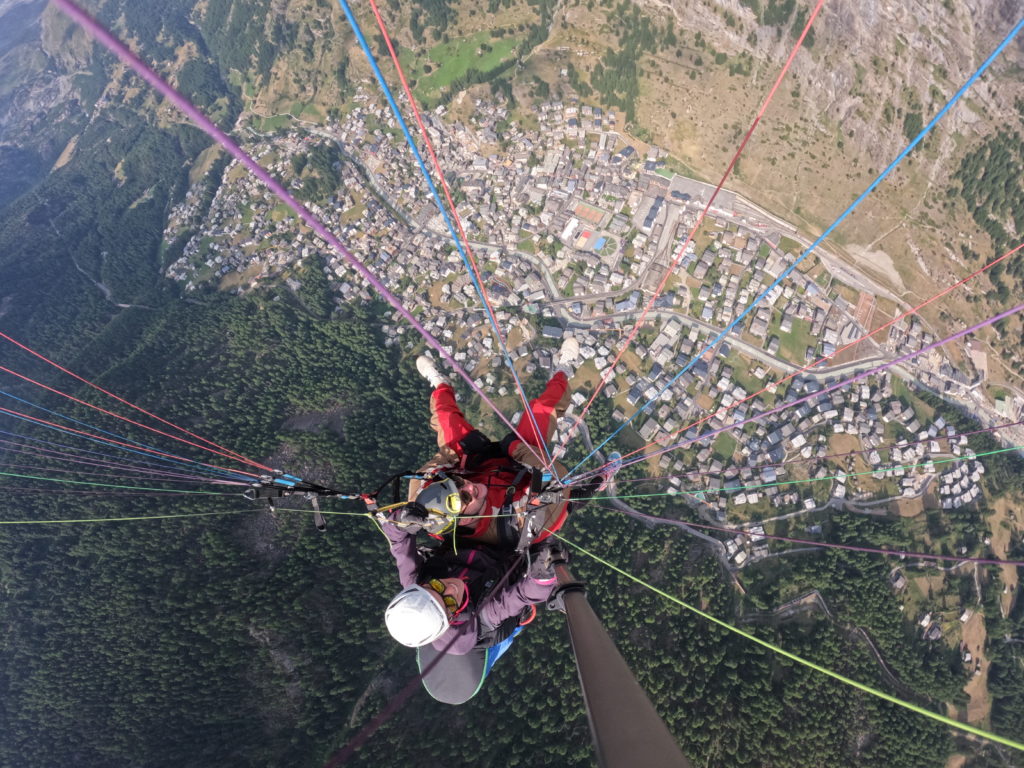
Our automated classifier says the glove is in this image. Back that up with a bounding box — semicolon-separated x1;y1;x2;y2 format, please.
393;503;429;534
529;541;568;581
458;429;494;457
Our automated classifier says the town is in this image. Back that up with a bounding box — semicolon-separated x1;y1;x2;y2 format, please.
163;86;1021;573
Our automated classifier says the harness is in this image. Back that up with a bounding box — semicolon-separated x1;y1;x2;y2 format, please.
440;456;557;552
368;429;564;550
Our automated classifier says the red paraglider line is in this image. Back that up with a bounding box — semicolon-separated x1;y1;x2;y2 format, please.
0;405;257;478
621;303;1024;470
0;440;240;483
48;0;547;470
573;0;826;430
0;460;244;486
0;331;273;472
0;362;270;471
363;0;555;473
581;240;1024;481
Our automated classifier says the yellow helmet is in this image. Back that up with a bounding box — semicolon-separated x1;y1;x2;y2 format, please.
414;477;462;533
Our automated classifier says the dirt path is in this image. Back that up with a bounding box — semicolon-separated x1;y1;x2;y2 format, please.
70;254;153;310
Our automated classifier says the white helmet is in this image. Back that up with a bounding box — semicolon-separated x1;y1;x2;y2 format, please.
385;584;449;647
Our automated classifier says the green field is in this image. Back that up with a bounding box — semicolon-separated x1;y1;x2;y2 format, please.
254;114;292;132
988;385;1011;401
778;235;802;255
724;351;768;400
768;313;816;364
662;154;709;184
398;31;522;104
340;202;367;225
712;432;737;461
270;203;297;222
290;101;325;122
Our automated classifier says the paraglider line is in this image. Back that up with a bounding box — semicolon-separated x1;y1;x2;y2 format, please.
571;443;1023;505
0;362;273;471
584;240;1024;480
584;503;1024;568
0;486;251;497
568;14;1024;481
0;509;247;524
0;330;273;472
0;459;246;486
0;402;255;481
573;301;1024;478
0;427;243;482
0;469;235;494
0;397;254;481
49;0;545;473
347;0;555;473
602;418;1024;488
0;437;239;483
553;532;1024;754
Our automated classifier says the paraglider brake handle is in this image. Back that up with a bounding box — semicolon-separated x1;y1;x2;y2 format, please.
243;485;287;501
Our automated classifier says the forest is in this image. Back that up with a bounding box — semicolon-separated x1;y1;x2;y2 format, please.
952;129;1024;302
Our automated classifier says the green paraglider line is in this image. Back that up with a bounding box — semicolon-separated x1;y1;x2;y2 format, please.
553;531;1024;754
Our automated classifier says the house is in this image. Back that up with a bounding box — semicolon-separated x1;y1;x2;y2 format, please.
890;569;907;591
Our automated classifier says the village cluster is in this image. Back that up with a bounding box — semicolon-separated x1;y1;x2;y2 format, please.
163;88;1009;572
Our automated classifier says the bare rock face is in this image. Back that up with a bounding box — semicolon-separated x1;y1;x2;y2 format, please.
809;0;1019;137
0;71;79;151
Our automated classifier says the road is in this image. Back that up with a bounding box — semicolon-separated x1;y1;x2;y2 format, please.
550;296;903;384
572;418;737;579
735;500;837;530
70;254;153;311
518;242;910;382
